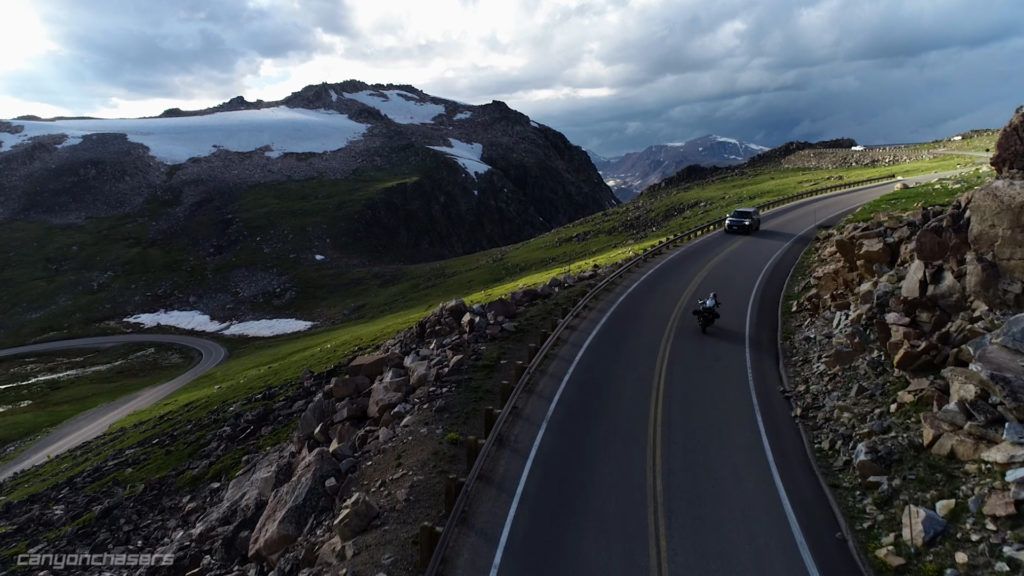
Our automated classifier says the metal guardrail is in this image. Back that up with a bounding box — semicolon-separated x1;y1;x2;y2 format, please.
423;173;897;574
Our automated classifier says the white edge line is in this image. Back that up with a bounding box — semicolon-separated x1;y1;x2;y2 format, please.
743;204;858;576
489;234;703;575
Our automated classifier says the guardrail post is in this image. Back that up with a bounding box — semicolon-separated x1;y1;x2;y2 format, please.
466;435;480;472
499;380;513;407
444;474;465;515
484;406;498;437
419;522;443;570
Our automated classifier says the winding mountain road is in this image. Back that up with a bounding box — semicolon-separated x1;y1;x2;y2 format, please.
443;173;961;575
0;334;226;481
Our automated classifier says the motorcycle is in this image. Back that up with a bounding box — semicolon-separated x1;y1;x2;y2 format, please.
692;299;720;333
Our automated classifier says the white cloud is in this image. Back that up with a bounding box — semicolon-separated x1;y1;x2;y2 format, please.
0;0;57;73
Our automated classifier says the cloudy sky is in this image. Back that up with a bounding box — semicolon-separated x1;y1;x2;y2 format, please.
1;0;1022;156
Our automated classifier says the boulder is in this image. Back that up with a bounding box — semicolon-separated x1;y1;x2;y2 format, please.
834;236;858;270
329;376;370;400
962;252;1003;301
967;179;1024;285
984;491;1017;517
902;505;947;547
991;105;1024;179
853;441;887;478
461;312;484;334
926;268;964;314
484;298;517;320
967;336;1024;420
874;546;906;568
857;238;893;275
914;227;950;262
921;412;962;449
368;377;408;420
993;314;1024;354
935;499;956;518
297;398;331;442
333;492;379;541
348;354;388;379
249;448;337;562
442;299;469;323
944;366;989;403
334;398;369;423
901;260;928;299
981;442;1024;465
191;445;292;554
406;360;434;389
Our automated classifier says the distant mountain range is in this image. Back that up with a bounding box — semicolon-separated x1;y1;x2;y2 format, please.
590;135;769;201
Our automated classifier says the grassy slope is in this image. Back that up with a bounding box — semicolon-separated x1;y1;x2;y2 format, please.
0;140;992;502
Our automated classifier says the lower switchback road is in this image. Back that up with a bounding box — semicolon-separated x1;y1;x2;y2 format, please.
0;334;226;481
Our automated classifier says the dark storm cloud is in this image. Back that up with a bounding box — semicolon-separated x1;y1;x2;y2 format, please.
420;0;1024;156
4;0;352;111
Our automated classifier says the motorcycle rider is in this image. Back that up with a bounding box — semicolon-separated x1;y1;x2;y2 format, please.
703;291;721;319
693;291;721;319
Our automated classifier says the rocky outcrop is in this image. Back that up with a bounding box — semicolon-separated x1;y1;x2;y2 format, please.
965;179;1024;297
780;147;938;170
248;448;337;562
991;105;1024;179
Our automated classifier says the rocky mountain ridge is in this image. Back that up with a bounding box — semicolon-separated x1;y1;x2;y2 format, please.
0;80;618;342
590;134;768;201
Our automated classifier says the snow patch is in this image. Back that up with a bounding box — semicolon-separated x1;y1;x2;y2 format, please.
124;310;313;337
454;111;472;121
125;310;230;332
314;254;326;261
221;319;314;337
0;107;368;164
427;138;491;178
344;89;445;124
329;89;339;102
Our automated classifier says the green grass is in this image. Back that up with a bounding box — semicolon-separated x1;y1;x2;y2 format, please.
0;148;986;503
0;344;199;448
847;166;994;223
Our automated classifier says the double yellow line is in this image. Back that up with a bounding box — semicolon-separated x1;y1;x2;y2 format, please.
647;243;741;576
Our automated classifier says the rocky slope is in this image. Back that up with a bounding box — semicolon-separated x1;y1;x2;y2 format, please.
0;80;618;343
784;107;1024;574
591;134;768;201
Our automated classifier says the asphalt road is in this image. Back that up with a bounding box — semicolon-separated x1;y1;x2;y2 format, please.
0;334;226;481
444;173;960;576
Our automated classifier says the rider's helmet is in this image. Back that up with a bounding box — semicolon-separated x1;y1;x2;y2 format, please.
711;291;718;299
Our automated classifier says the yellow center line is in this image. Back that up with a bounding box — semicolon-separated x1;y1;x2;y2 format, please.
648;242;743;576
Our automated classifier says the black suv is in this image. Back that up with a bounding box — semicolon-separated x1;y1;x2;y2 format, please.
724;207;761;234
